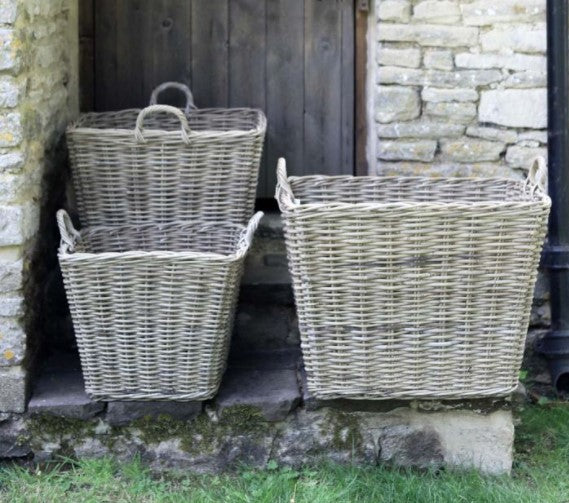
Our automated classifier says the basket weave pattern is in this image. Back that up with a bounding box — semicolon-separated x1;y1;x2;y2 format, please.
276;158;551;400
57;210;263;401
68;88;266;227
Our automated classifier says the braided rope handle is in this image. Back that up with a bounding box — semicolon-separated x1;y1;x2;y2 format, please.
56;209;81;253
149;82;197;115
134;105;191;144
236;211;264;258
275;158;298;210
526;156;548;194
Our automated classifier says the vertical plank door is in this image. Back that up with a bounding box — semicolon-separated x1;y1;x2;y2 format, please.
89;0;355;197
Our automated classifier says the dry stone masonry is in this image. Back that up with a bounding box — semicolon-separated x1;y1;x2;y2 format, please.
0;0;77;412
372;0;547;177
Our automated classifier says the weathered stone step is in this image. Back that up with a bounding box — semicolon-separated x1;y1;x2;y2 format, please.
0;348;515;475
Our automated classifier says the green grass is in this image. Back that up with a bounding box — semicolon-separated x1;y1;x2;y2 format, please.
1;404;569;503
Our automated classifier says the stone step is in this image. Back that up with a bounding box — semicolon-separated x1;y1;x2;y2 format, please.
27;348;303;423
106;401;202;427
215;365;301;421
233;292;299;351
0;347;515;474
28;360;104;420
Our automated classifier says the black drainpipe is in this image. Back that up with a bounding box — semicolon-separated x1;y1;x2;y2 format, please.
538;0;569;391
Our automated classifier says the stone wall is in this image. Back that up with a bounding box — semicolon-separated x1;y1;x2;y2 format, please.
0;0;78;412
370;0;547;177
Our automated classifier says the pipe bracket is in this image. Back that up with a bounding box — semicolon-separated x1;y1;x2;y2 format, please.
541;245;569;270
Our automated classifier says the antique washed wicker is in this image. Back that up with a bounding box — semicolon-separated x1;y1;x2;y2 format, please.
57;209;263;401
67;82;267;227
276;157;551;400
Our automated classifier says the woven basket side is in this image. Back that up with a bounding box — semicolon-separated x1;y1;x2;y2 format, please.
60;256;243;400
276;159;551;400
67;104;266;228
57;211;262;401
67;131;264;227
283;203;549;399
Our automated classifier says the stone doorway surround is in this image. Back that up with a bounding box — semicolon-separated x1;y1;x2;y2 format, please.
0;0;78;412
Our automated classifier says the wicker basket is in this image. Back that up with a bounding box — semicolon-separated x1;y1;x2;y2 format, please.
57;209;263;401
67;82;267;227
276;157;551;400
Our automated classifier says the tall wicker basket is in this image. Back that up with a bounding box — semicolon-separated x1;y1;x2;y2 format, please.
57;209;263;401
276;158;551;400
67;82;266;227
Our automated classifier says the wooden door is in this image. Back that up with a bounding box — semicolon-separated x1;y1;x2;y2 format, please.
82;0;355;197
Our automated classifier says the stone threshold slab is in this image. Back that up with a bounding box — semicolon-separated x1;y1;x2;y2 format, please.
0;348;514;475
0;402;514;475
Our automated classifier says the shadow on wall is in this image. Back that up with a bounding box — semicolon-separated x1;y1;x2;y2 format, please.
23;134;76;380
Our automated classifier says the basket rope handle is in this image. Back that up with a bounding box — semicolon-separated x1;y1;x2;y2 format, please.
149;82;197;115
56;209;81;253
237;211;264;258
526;156;548;194
134;105;191;144
275;158;298;210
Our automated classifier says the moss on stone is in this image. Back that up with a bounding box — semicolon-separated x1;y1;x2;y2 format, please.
24;414;98;457
219;405;266;432
132;414;186;446
21;406;274;459
324;411;364;452
26;415;96;440
131;406;272;455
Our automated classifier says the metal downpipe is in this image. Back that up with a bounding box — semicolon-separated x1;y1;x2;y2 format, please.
537;0;569;391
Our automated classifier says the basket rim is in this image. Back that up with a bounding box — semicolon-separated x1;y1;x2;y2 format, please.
288;174;534;182
67;107;267;137
57;214;264;262
58;248;241;262
280;199;552;212
281;175;551;211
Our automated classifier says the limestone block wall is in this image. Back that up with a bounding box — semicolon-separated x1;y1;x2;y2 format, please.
370;0;547;178
0;0;77;412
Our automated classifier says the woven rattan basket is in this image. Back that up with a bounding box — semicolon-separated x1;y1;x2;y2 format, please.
276;157;551;400
67;82;266;227
57;209;263;401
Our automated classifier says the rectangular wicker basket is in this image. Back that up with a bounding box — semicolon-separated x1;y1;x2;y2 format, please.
57;209;263;401
67;82;267;228
276;158;551;400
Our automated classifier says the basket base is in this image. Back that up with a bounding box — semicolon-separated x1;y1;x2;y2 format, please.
300;368;517;401
85;389;219;402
